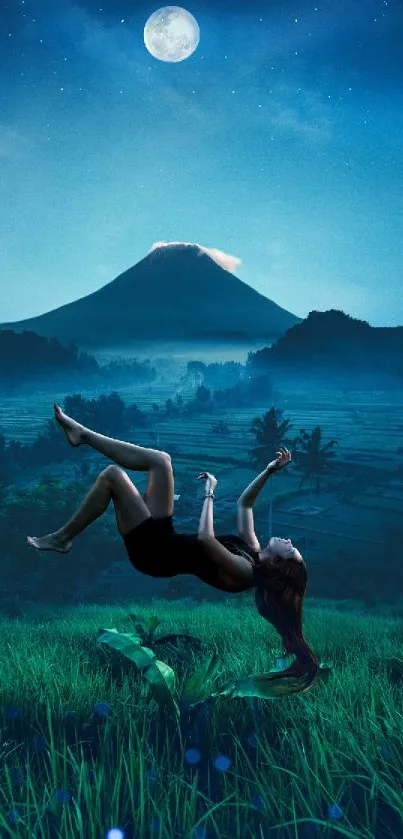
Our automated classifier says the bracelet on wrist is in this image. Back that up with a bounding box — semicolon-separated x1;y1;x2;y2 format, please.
204;492;215;498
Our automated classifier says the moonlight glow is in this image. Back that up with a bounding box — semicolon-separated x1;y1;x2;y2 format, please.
144;6;200;63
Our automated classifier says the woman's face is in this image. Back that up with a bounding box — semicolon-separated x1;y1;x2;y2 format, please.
268;536;303;562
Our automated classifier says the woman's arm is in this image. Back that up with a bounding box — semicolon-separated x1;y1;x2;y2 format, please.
237;464;275;507
196;471;255;585
198;493;215;537
237;447;292;506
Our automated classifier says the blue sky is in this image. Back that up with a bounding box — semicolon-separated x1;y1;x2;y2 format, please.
1;0;402;326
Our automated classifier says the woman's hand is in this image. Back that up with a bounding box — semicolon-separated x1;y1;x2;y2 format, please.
198;471;218;493
267;447;292;473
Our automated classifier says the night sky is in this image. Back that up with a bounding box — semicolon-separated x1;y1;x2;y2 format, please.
1;0;402;326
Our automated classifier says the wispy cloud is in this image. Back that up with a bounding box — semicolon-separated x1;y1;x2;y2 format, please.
43;1;335;143
149;241;242;273
270;102;332;141
0;124;30;158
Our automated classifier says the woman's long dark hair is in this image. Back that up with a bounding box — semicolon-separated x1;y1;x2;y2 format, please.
252;553;319;697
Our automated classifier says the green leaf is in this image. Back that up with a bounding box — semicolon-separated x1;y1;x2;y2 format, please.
126;613;161;642
211;663;333;701
211;672;302;700
97;628;155;670
126;614;147;637
145;615;161;635
145;658;180;717
154;633;205;650
181;651;221;707
97;629;180;716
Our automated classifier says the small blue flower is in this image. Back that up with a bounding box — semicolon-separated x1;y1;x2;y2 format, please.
88;769;96;784
4;704;21;720
9;767;24;787
246;731;258;747
213;755;231;772
151;816;160;836
192;827;208;839
327;803;344;820
251;794;265;811
55;787;72;804
30;735;48;752
378;744;392;759
185;747;202;766
7;808;23;825
94;701;110;717
106;829;125;839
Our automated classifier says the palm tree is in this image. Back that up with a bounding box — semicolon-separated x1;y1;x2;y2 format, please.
292;426;338;556
292;426;338;493
249;407;293;538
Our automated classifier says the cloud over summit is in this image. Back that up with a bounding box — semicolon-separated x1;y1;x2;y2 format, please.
149;241;242;273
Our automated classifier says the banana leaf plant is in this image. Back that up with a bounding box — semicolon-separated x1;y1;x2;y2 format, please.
97;625;332;721
125;613;206;654
96;626;222;743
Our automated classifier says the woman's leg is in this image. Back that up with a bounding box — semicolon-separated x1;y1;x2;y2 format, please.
27;465;151;553
53;403;174;517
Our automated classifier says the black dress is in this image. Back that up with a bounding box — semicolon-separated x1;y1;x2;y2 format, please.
122;515;261;592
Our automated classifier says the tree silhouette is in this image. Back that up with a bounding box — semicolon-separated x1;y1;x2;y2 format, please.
125;402;148;428
249;407;293;538
63;392;128;436
292;426;338;559
292;426;338;494
164;398;180;419
0;430;11;488
249;407;293;469
212;420;231;437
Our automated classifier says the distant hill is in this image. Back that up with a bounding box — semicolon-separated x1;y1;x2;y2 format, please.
0;244;300;349
0;330;99;393
247;310;403;387
0;329;156;394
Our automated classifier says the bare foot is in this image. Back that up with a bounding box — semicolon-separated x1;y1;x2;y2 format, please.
27;533;73;554
54;403;85;447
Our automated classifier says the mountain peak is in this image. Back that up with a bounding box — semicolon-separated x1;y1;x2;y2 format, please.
148;241;242;273
0;245;300;349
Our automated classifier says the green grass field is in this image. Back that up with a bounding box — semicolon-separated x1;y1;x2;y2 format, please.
1;600;402;838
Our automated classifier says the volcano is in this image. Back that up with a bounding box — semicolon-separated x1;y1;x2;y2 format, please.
0;244;301;349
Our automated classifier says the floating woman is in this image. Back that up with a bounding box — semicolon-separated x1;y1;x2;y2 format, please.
27;403;320;697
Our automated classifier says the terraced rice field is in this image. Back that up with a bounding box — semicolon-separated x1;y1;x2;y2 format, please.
1;379;402;585
1;382;402;472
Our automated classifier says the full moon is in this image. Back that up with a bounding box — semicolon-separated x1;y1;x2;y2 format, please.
144;6;200;63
